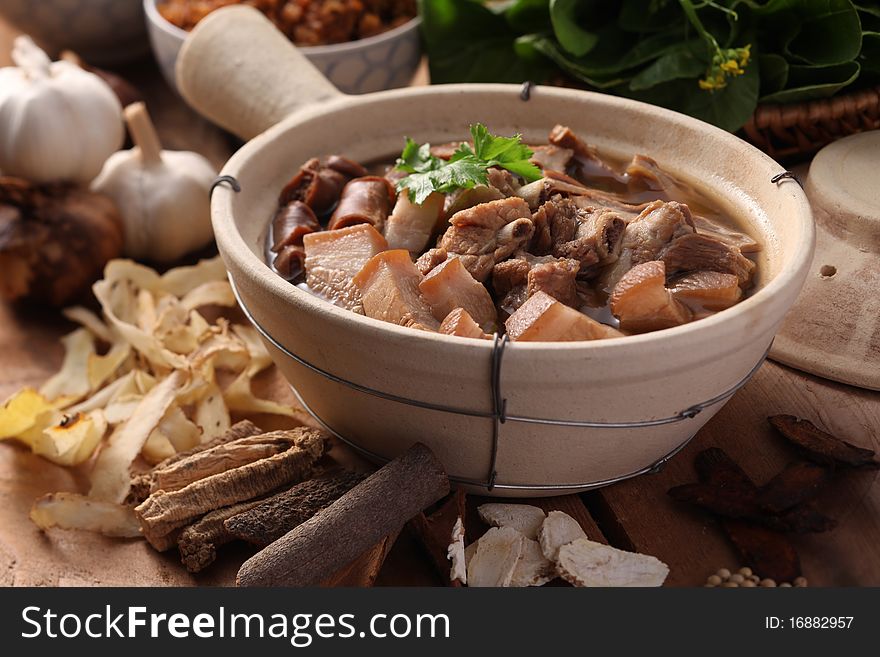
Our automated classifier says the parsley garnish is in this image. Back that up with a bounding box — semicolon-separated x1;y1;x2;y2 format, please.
395;124;542;204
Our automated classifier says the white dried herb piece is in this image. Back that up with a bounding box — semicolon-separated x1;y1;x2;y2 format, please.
448;517;467;585
464;539;478;571
556;538;669;587
538;510;587;561
477;503;546;539
467;526;525;587
510;537;555;587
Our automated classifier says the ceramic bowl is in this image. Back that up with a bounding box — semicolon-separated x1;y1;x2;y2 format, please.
0;0;148;64
144;0;421;94
178;7;815;496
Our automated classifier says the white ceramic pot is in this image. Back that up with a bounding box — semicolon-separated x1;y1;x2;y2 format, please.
0;0;148;64
144;0;422;94
178;7;815;496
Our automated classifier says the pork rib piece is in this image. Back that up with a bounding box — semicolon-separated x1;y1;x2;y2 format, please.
439;197;534;282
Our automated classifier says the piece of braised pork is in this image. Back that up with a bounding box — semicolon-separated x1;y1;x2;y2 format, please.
419;256;497;332
439;308;491;339
439;197;535;282
352;249;440;331
303;223;388;313
506;291;622;341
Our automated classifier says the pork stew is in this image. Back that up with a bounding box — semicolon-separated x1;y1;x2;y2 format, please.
266;125;760;342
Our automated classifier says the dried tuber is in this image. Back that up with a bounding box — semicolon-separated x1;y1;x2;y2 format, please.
0;176;123;305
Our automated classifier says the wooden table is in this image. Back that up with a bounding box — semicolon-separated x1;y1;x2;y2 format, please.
1;21;877;588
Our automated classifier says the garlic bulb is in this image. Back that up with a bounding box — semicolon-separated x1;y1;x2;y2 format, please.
0;36;124;184
92;103;217;263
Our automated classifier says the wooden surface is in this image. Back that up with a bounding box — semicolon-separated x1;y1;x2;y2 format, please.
0;20;877;587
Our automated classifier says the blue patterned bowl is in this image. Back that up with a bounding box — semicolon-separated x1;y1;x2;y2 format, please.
0;0;149;64
144;0;422;95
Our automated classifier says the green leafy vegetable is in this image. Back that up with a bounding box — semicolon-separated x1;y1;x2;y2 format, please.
419;0;878;132
395;124;543;204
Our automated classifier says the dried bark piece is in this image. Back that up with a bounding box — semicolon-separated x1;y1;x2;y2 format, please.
237;443;449;587
320;530;400;588
177;498;265;573
556;538;669;587
135;428;327;549
467;526;525;587
478;503;546;540
769;415;879;469
539;510;588;562
722;520;801;583
756;462;831;513
668;483;835;533
409;489;467;586
128;420;260;504
510;538;555;587
694;446;756;492
225;470;367;547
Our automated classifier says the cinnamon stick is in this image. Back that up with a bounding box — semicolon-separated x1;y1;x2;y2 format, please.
236;442;449;587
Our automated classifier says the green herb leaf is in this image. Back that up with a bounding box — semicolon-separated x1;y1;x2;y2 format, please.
395;137;441;174
395;124;542;204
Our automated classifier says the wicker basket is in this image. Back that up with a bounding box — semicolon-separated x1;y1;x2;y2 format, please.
742;86;880;163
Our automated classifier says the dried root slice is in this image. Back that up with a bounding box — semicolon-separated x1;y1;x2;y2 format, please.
610;260;691;333
510;538;555;587
225;470;366;547
128;419;261;505
448;517;467;585
177;498;265;573
556;538;669;587
478;503;546;540
539;510;587;561
30;492;141;538
89;369;187;503
467;526;525;587
135;428;327;550
149;431;307;496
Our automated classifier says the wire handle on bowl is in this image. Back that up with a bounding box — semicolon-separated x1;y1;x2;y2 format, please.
229;277;772;492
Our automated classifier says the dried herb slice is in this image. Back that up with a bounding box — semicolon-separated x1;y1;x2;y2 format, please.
722;519;801;583
769;415;879;469
756;461;830;513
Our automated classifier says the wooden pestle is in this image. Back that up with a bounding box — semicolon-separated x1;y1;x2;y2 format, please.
237;442;450;587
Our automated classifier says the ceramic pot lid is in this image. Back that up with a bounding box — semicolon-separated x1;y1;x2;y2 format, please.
771;130;880;390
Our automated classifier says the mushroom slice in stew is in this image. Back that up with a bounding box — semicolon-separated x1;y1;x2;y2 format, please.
610;261;692;333
670;271;742;318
